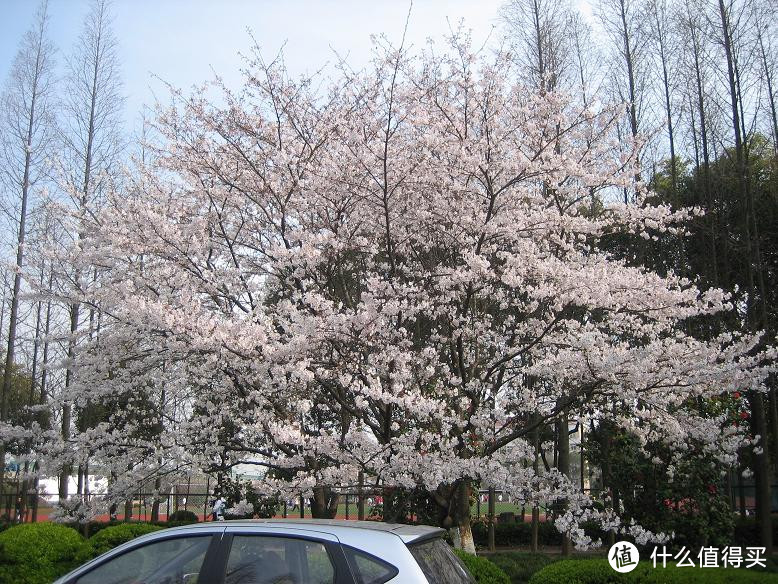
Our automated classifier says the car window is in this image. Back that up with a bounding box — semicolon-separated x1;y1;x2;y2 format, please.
225;535;336;584
342;546;398;584
407;538;475;584
74;535;212;584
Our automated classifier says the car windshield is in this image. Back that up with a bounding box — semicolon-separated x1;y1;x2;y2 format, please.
407;538;475;584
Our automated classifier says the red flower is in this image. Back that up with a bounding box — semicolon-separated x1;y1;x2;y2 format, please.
733;391;741;399
740;411;749;420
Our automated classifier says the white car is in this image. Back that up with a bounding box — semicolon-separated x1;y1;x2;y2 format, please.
53;519;476;584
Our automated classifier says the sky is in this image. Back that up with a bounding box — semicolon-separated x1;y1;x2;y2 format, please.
1;0;507;133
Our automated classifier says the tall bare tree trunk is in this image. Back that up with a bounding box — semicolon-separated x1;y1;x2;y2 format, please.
651;0;677;198
0;0;55;500
58;0;123;503
718;0;772;550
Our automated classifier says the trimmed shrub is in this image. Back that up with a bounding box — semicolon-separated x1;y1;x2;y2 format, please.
487;551;559;583
528;559;778;584
0;522;87;584
62;520;119;539
167;509;198;523
454;549;511;584
85;523;165;559
472;521;563;548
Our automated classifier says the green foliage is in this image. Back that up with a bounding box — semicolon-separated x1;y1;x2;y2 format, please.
0;522;86;584
584;422;734;550
487;552;559;583
453;549;510;584
0;364;50;456
528;559;778;584
61;519;196;539
85;522;164;559
363;485;444;525
471;520;563;547
734;517;778;549
218;476;279;519
167;509;198;523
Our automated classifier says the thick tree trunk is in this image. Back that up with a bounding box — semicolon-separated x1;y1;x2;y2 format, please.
449;479;476;555
310;486;339;519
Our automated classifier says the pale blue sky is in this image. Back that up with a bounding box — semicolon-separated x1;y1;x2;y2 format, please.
1;0;506;133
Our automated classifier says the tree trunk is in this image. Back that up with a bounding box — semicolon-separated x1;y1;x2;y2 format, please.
653;3;677;198
737;460;746;518
77;465;84;496
686;4;718;285
30;463;39;522
449;479;476;555
59;302;80;502
751;392;773;550
557;411;572;557
0;15;43;500
151;474;162;522
531;422;540;552
357;471;365;520
310;486;339;519
488;487;496;552
718;0;772;548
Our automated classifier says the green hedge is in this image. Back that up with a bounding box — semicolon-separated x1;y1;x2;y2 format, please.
167;509;199;523
472;521;565;547
473;516;778;550
61;518;197;539
733;517;778;547
454;549;511;584
84;523;165;559
0;523;87;584
486;551;559;583
529;559;778;584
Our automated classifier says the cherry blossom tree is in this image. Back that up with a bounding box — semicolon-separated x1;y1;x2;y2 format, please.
63;37;774;552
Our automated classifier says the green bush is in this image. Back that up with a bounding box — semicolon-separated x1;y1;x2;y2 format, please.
733;516;778;547
528;559;778;584
167;509;198;523
85;523;165;559
472;521;563;548
0;522;87;584
454;549;510;584
61;520;118;539
487;551;559;583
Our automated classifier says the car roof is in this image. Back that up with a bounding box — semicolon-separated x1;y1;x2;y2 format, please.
164;519;445;544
